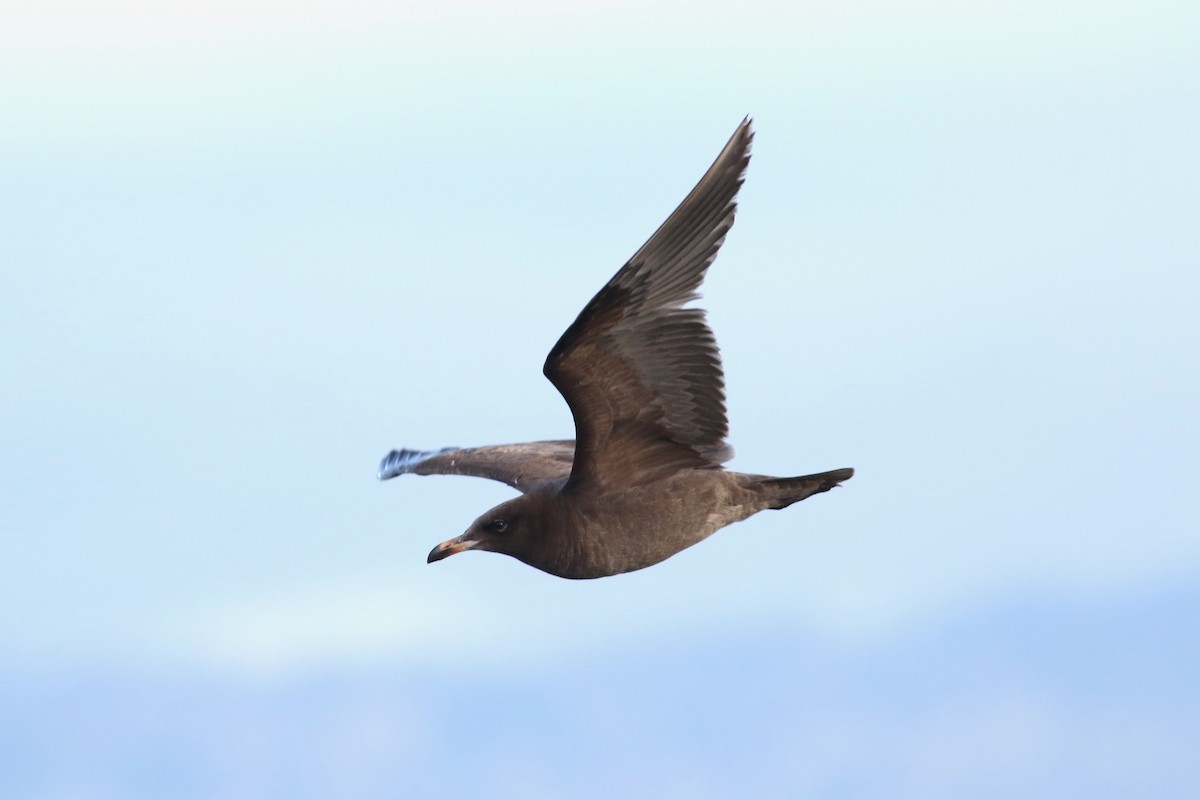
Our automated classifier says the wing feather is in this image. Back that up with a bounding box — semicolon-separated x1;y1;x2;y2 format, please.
544;118;752;489
377;441;575;493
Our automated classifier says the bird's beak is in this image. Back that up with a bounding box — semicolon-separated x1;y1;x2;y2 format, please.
427;535;481;564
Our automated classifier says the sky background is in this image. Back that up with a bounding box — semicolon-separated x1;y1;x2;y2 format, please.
3;0;1198;797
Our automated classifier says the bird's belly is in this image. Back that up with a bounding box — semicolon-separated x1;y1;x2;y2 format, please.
557;478;752;578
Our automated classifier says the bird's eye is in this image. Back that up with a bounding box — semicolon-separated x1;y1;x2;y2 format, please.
488;518;508;533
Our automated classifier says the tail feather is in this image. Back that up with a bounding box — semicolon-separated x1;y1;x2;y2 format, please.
756;467;854;510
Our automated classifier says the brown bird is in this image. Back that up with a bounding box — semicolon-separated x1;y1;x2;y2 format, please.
378;118;853;579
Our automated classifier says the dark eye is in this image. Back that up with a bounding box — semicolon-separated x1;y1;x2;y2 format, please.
488;518;508;533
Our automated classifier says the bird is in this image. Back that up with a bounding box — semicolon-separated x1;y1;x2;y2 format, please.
378;118;853;579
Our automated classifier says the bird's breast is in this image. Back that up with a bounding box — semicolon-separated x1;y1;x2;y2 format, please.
537;473;749;579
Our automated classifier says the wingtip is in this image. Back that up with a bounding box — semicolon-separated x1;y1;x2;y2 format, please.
377;446;460;481
723;116;753;183
377;450;401;481
377;448;419;481
738;115;754;148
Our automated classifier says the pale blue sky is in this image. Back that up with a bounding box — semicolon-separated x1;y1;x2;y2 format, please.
2;1;1198;796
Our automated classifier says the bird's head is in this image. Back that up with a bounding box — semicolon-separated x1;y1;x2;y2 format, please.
426;495;536;565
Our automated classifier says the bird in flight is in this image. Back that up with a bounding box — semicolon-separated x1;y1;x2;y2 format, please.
378;118;853;579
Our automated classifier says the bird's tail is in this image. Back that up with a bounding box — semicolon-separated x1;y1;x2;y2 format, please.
754;468;854;510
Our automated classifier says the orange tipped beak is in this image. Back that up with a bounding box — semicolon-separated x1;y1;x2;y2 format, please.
427;535;480;564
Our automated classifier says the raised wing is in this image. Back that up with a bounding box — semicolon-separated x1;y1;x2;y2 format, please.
544;118;752;489
376;440;575;493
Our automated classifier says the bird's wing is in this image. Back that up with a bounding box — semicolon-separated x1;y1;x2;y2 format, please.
377;440;575;493
543;118;752;490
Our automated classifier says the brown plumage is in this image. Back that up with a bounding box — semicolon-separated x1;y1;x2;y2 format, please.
378;118;853;579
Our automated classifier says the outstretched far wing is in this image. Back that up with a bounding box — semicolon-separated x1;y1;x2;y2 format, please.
544;118;752;490
377;440;575;493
